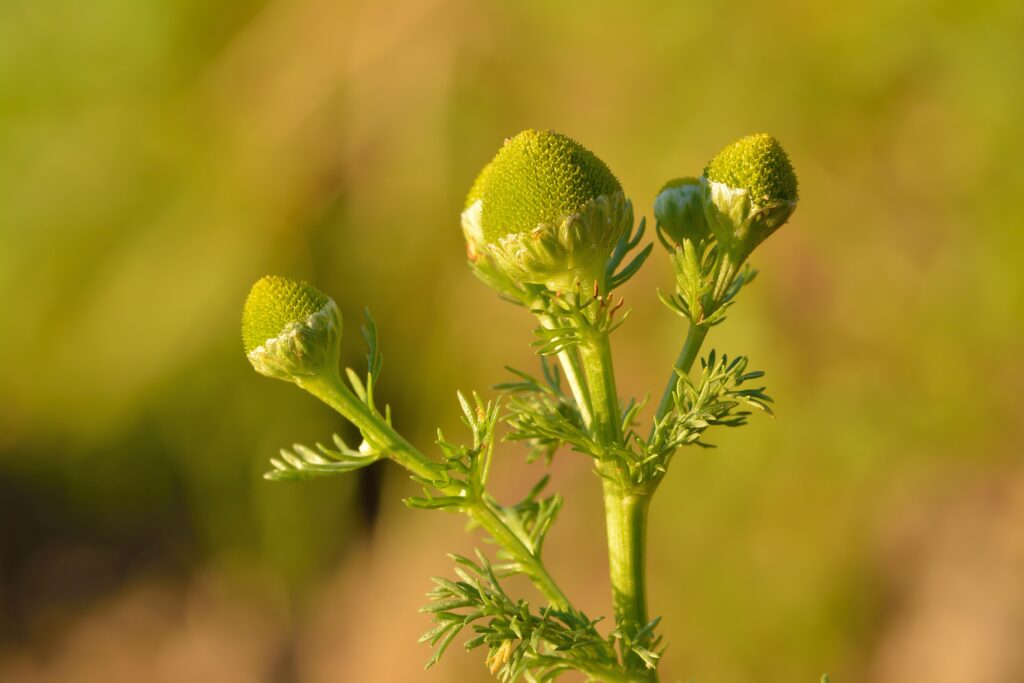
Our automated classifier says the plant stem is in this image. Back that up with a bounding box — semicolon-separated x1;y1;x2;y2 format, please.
652;323;708;427
652;250;744;430
578;333;622;446
466;500;570;608
538;314;594;430
301;372;434;479
300;372;570;609
578;333;657;680
600;476;656;680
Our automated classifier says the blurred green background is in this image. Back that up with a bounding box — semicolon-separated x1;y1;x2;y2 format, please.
2;1;1023;681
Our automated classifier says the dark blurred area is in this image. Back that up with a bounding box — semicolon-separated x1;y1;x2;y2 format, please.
1;1;1022;681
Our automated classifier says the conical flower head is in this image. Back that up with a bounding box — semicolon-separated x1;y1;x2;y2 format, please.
242;275;342;382
479;129;622;242
704;133;798;206
465;160;493;211
701;134;798;260
472;129;631;291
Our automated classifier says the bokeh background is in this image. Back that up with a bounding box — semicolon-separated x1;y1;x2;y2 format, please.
2;1;1023;681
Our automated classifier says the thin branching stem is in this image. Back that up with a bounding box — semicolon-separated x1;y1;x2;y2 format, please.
300;371;571;609
466;500;570;608
538;313;595;430
652;323;708;428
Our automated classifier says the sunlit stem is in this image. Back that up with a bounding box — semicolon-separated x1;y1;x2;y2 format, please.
578;332;622;447
601;473;657;681
578;330;657;679
300;371;432;479
538;313;595;430
652;323;708;426
652;250;743;430
299;371;570;609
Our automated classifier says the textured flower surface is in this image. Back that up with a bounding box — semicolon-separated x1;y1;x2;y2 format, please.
465;160;492;210
242;275;331;353
703;133;797;206
477;129;622;241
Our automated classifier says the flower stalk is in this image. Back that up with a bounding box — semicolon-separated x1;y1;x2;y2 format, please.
300;370;571;609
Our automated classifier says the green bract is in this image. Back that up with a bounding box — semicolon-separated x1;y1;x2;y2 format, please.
471;129;631;291
701;133;798;260
654;177;710;247
242;275;342;382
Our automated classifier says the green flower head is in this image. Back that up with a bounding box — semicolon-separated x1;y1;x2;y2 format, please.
242;275;342;382
703;133;798;206
470;129;631;291
701;134;799;260
478;129;622;242
465;160;493;211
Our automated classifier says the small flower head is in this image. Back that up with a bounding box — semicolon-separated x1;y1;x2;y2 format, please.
704;134;798;207
701;133;798;260
242;275;342;382
470;129;631;291
654;177;711;247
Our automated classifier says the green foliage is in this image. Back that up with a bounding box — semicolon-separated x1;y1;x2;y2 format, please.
658;239;758;327
405;391;501;511
605;217;654;291
498;360;593;463
421;551;626;682
644;350;773;464
528;285;631;359
265;433;382;481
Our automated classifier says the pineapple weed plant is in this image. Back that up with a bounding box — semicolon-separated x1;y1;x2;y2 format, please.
242;131;807;683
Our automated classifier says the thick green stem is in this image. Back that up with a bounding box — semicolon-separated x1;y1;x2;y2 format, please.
601;477;655;679
299;371;570;608
578;334;657;680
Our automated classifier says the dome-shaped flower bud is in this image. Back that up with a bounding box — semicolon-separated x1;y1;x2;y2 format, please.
701;134;798;261
654;177;711;247
473;129;631;291
242;275;342;382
